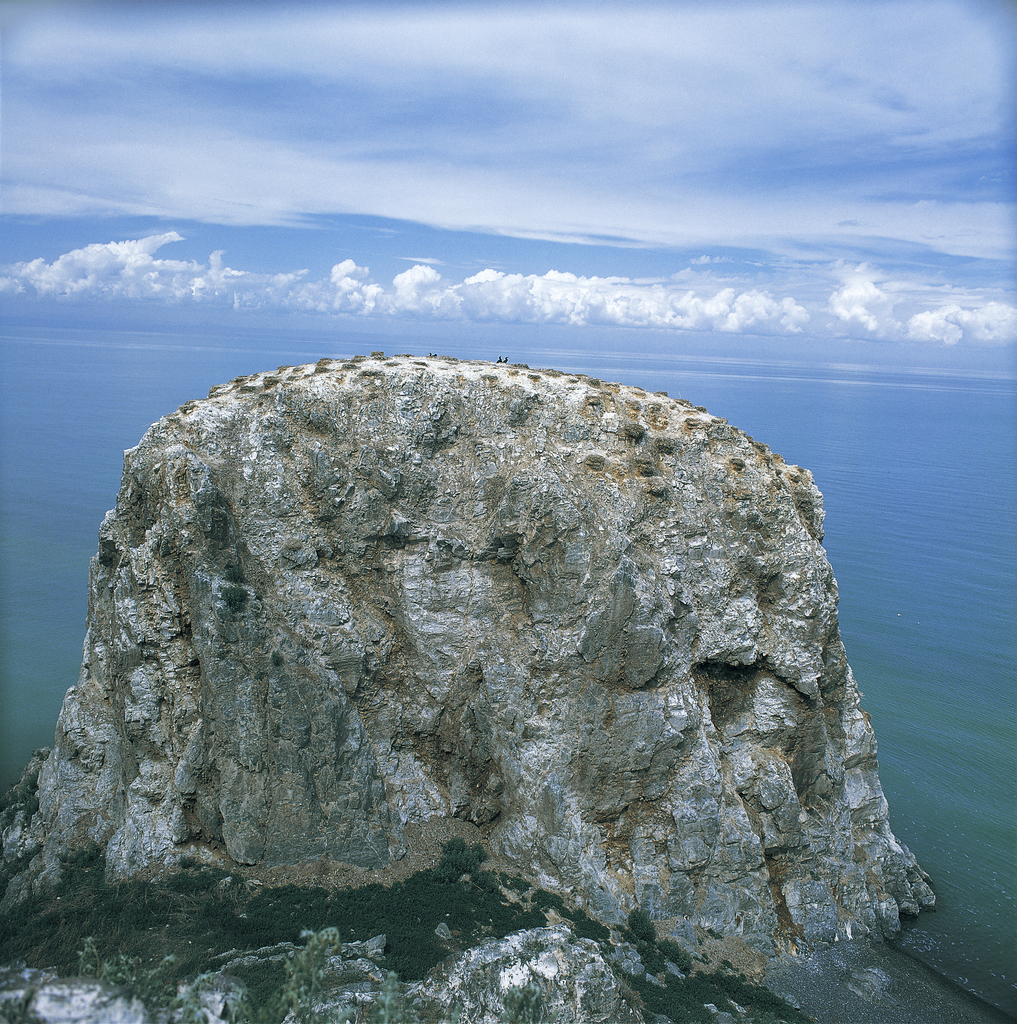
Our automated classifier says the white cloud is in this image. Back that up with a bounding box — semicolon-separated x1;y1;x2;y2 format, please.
0;232;230;299
284;260;385;314
1;234;809;336
828;263;895;333
329;265;811;334
906;302;1017;346
825;261;1017;345
6;235;1014;345
388;264;449;315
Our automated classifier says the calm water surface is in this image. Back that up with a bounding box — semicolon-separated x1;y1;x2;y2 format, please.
1;324;1014;1013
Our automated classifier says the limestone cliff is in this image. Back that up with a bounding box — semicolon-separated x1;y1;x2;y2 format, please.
9;353;934;949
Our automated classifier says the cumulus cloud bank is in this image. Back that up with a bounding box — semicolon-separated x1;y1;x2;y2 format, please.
0;234;810;336
371;266;810;334
2;236;1014;345
0;232;311;306
826;262;1017;345
905;302;1017;346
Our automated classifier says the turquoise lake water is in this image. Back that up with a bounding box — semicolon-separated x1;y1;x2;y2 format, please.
1;321;1014;1013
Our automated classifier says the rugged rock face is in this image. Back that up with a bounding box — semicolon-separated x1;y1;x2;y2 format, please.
0;966;150;1024
409;925;643;1023
0;929;661;1024
10;353;933;948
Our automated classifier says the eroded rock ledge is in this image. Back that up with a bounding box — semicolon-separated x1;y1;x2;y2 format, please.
4;353;933;949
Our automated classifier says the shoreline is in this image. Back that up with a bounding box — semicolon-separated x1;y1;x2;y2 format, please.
764;935;1016;1024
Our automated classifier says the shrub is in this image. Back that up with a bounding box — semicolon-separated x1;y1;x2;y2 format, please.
224;585;248;612
0;770;40;830
165;866;231;895
56;842;105;895
77;935;177;1011
368;970;415;1024
657;937;693;975
627;907;656;944
567;907;611;945
531;890;566;914
238;884;332;947
272;927;351;1024
625;962;812;1024
470;869;501;895
498;873;530;894
502;979;544;1024
432;838;486;883
225;563;245;584
0;988;40;1023
230;960;287;1019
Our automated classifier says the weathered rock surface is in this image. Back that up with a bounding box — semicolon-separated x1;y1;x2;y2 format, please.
8;927;1009;1024
0;964;150;1023
0;929;648;1024
409;925;643;1023
5;353;933;949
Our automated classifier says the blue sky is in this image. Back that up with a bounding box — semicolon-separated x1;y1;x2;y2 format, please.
1;0;1015;358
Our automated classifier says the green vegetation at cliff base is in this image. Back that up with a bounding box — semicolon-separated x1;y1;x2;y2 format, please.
0;840;809;1024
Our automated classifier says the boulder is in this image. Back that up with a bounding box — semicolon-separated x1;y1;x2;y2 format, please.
410;925;643;1023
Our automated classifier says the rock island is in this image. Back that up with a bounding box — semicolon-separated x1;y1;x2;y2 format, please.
4;353;934;956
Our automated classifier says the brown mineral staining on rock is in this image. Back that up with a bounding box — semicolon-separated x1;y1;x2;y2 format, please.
11;354;934;948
